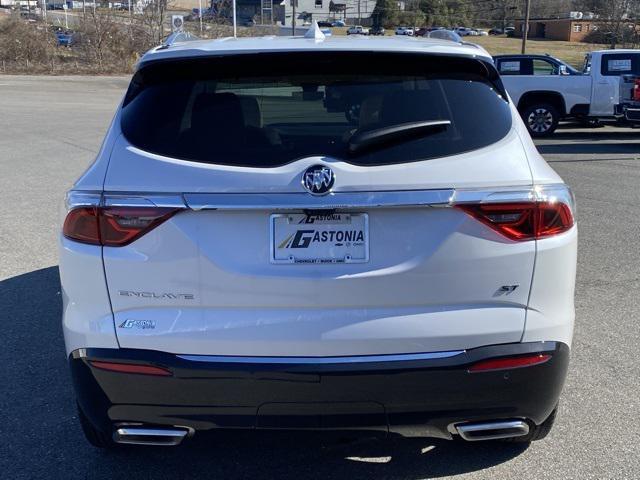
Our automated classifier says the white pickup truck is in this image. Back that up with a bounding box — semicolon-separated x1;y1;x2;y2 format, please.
494;50;640;136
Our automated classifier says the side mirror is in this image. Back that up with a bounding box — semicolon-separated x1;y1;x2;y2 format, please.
558;65;569;75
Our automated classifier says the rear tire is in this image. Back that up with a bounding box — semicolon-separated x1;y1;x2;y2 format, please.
77;403;115;449
522;103;559;137
504;406;558;443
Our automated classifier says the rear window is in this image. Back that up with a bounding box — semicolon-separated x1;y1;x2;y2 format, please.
497;58;525;75
601;53;640;76
121;52;512;167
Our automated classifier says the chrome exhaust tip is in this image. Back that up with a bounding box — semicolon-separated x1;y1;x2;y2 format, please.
113;427;190;446
455;420;529;441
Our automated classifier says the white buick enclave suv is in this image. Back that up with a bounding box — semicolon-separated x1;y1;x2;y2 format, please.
60;32;577;448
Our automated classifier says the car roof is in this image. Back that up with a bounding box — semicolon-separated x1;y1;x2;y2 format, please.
140;35;492;66
493;54;555;58
589;49;640;54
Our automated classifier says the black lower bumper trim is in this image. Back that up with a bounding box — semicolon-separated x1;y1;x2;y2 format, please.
70;341;570;439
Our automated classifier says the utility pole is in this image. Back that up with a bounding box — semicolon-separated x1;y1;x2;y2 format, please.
521;0;530;54
233;0;237;37
291;0;296;34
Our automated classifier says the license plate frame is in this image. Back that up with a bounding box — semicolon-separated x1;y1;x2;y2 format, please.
270;213;369;265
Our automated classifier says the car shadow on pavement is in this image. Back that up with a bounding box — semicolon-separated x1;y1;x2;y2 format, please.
0;266;528;479
537;142;640;156
537;126;640;156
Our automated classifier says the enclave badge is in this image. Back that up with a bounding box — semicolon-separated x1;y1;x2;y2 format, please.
302;165;335;196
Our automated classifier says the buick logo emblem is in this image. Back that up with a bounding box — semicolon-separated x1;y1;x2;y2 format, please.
302;165;335;196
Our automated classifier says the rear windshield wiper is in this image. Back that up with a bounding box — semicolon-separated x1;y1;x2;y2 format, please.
347;120;451;155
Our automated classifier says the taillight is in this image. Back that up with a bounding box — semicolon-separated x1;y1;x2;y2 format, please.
468;354;551;373
63;206;100;244
63;206;179;247
99;207;178;246
634;78;640;101
456;201;574;241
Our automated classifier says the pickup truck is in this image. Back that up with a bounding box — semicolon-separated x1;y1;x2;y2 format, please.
617;74;640;124
346;26;369;35
494;50;640;136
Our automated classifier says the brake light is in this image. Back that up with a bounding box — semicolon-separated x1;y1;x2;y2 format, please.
456;201;573;241
62;206;100;244
63;206;179;246
468;354;551;372
634;78;640;101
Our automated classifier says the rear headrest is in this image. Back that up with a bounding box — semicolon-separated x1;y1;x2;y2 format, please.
380;89;444;125
239;96;262;128
191;92;245;133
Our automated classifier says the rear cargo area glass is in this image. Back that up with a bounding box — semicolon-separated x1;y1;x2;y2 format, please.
121;52;511;167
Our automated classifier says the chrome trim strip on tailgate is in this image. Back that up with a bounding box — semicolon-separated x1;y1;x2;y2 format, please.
95;186;545;211
103;194;186;209
183;190;454;210
176;350;464;364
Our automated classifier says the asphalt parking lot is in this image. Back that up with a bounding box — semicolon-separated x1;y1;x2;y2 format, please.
1;75;639;479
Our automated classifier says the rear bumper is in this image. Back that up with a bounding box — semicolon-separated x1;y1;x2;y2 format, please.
70;341;569;439
625;107;640;123
615;104;640;122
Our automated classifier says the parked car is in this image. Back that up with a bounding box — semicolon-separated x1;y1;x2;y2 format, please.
505;26;516;37
395;26;413;35
495;50;640;136
414;27;429;36
346;25;368;35
369;25;385;35
61;31;576;449
55;31;75;47
185;8;199;20
317;21;333;27
454;27;475;36
475;29;489;36
489;28;503;35
331;20;345;27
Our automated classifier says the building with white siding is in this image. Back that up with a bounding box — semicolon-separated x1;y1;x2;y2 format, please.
279;0;376;27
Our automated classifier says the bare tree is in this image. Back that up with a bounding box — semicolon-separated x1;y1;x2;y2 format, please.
74;9;145;72
0;17;56;72
577;0;639;47
137;0;171;45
